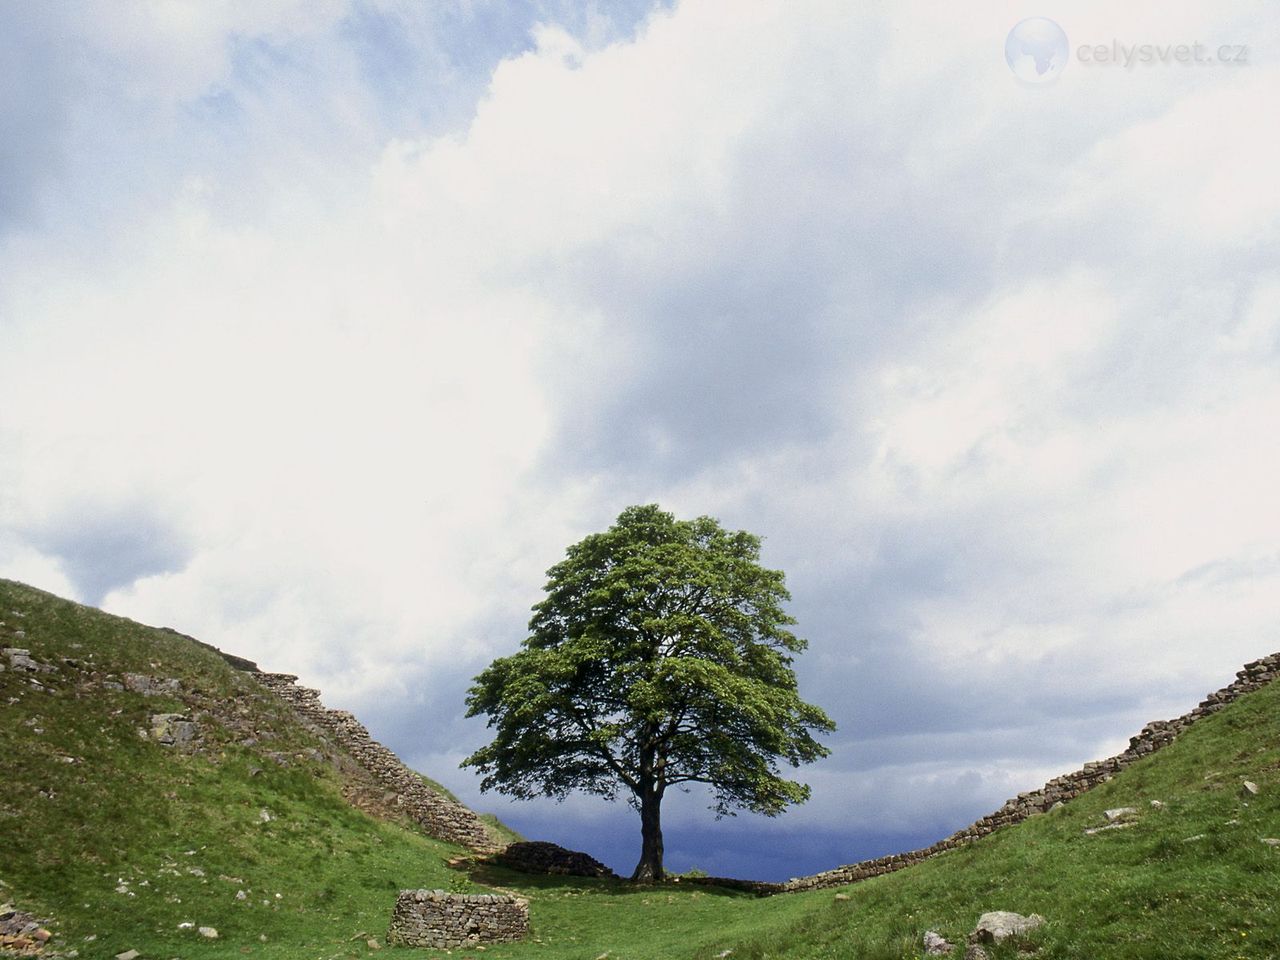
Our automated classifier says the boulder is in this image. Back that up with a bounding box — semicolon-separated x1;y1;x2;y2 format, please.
491;841;616;879
971;911;1044;944
3;649;55;674
150;714;198;745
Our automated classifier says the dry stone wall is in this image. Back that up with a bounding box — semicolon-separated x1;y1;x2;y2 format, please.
784;651;1280;893
387;890;528;949
255;672;503;853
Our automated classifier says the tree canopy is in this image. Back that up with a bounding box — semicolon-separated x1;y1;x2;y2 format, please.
461;504;835;881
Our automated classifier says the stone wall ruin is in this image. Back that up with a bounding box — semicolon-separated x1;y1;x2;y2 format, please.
254;672;503;853
782;651;1280;892
386;890;529;949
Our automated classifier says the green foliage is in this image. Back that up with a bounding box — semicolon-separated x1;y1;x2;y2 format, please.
462;505;835;879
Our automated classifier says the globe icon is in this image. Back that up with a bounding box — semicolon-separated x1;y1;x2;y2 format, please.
1005;17;1069;83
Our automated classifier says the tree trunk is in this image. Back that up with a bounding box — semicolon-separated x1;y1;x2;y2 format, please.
631;783;665;882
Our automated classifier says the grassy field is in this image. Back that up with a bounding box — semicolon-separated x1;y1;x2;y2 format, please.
2;578;1277;960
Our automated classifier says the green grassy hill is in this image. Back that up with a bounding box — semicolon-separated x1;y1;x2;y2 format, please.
2;578;1277;959
0;579;494;959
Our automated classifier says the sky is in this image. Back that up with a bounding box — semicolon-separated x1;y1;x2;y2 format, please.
1;0;1278;882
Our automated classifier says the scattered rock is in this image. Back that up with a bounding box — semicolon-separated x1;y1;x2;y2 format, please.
923;929;954;955
114;951;139;960
3;648;56;675
970;911;1044;944
1183;834;1206;842
198;926;218;938
123;674;182;697
1149;800;1164;809
1083;823;1133;835
963;945;990;960
0;905;53;955
1240;781;1259;799
1261;838;1280;846
833;893;850;901
149;714;198;746
1104;807;1137;822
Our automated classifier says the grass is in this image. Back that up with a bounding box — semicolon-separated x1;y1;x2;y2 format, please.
2;577;1278;959
0;580;481;959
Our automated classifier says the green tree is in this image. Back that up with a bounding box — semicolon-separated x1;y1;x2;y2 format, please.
462;504;835;881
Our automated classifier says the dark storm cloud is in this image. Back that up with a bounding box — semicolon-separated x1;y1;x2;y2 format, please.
24;505;192;606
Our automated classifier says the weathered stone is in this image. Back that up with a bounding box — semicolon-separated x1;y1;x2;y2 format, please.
1241;780;1259;798
1104;807;1137;822
962;945;990;960
150;714;198;745
923;929;954;955
492;841;616;878
1083;823;1133;835
123;673;182;696
4;649;55;674
198;926;219;938
387;890;528;949
115;950;140;960
971;911;1045;944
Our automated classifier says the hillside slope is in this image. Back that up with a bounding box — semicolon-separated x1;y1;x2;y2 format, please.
2;578;1277;960
693;666;1280;959
0;579;506;959
399;664;1280;960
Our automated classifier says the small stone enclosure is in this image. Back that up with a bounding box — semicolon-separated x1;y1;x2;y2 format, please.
387;890;529;949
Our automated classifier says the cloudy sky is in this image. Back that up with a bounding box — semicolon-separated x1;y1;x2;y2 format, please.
2;0;1278;881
